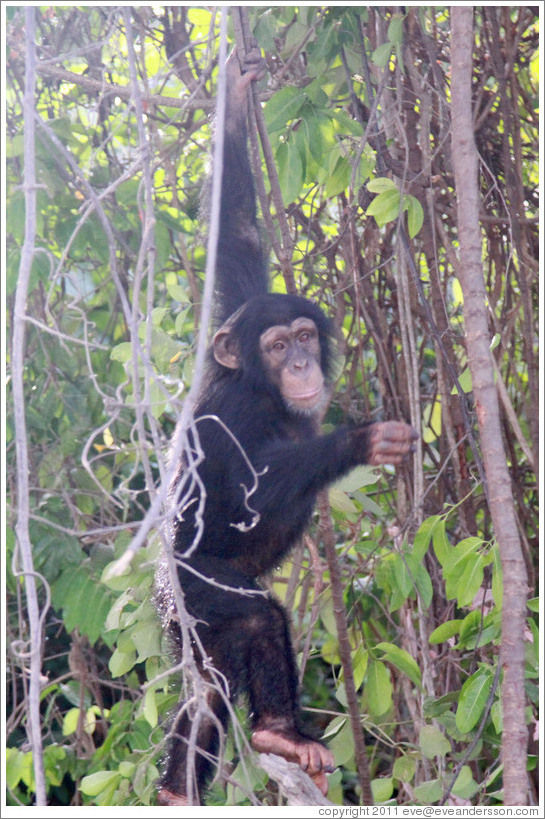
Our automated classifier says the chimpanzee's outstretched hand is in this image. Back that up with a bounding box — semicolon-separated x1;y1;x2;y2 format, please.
364;421;419;466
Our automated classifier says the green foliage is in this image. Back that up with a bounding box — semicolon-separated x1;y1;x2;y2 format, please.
5;3;538;809
367;178;424;238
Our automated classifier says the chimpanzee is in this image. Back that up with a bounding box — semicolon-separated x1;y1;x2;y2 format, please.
155;46;417;805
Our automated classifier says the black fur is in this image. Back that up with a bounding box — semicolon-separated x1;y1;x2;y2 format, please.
154;50;414;803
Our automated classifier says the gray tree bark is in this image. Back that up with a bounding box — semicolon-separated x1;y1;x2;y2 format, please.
450;7;529;806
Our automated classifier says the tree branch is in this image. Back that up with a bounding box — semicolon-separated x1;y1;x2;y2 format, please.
258;754;333;805
317;492;373;805
35;61;206;110
10;7;48;805
450;7;529;805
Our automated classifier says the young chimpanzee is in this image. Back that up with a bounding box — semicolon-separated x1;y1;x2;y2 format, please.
155;47;417;805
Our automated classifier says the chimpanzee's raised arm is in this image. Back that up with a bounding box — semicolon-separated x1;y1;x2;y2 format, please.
215;47;268;324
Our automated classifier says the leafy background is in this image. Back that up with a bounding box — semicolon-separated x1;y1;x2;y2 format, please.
4;5;539;808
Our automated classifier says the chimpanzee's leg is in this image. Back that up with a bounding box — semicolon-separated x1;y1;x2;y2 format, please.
239;599;335;794
157;683;229;805
156;557;333;802
195;572;335;795
155;558;265;804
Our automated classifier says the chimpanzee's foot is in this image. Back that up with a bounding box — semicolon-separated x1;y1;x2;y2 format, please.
251;727;335;795
157;787;189;806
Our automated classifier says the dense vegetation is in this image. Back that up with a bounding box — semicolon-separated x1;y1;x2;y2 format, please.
5;5;539;808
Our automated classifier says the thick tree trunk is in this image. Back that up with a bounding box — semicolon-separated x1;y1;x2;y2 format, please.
450;8;529;806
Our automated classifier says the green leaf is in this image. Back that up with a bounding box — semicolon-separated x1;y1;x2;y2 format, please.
414;778;442;804
118;760;136;778
412;515;441;562
444;537;483;602
357;493;385;516
392;552;414;602
366;659;392;716
80;770;121;796
351;646;368;691
329;487;357;514
276;139;303;203
451;765;479;799
372;42;394;68
62;707;81;736
456;667;494;733
492;543;503;609
367;176;397;194
5;748;33;790
491;700;503;734
51;567;113;645
130;618;162;661
109;645;137;677
321;637;340;665
431;518;453;566
457;609;482;647
300;105;325;163
375;641;422;688
451;366;473;394
455;552;485;606
264;86;306;132
407;195;424;237
325;156;352;198
143;687;158;728
444;536;483;569
413;562;434;608
371;777;394;802
393;755;416;783
367;188;403;226
6;134;24;157
165;272;188;303
334;465;377;492
419;724;451;759
388;14;404;44
110;342;133;363
328;718;355;767
429;619;463;644
319;592;338;638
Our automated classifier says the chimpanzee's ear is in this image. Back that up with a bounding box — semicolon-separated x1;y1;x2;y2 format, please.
213;325;241;369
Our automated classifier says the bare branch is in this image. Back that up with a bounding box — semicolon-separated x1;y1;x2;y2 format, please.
10;8;48;805
450;7;529;805
257;754;333;805
35;61;209;111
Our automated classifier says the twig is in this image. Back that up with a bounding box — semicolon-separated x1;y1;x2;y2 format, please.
35;61;209;110
10;8;48;805
317;492;373;805
123;9;161;494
